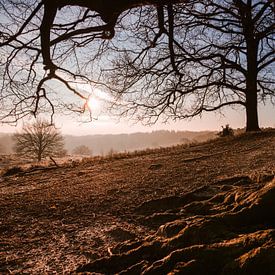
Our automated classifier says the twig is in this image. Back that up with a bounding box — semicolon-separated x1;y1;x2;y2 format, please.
50;156;59;167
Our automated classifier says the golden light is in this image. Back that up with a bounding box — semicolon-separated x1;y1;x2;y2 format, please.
87;96;100;111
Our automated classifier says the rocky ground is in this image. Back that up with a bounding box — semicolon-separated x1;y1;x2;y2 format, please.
0;130;274;274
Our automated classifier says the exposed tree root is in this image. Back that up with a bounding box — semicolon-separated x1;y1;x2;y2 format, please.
76;174;275;274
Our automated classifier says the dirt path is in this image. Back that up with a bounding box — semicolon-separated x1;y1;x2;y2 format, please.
0;131;274;274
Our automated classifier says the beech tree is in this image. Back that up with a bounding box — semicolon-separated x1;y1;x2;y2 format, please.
13;120;65;161
0;0;274;131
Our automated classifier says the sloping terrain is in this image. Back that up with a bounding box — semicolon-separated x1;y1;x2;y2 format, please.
77;175;275;274
0;131;274;274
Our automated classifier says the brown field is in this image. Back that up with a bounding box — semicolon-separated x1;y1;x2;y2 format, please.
0;130;274;274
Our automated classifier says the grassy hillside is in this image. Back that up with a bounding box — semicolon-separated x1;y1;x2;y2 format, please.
0;130;274;274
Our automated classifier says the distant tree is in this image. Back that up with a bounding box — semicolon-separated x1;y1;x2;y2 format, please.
73;145;92;156
13;120;65;161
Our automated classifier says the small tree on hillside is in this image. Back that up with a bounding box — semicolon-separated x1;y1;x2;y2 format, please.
73;145;92;156
13;120;65;161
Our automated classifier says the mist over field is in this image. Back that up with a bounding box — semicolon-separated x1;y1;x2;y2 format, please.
0;130;217;156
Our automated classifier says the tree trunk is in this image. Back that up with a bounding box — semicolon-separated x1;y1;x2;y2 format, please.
245;52;260;132
245;88;260;132
245;20;260;132
37;153;42;162
38;146;42;161
245;58;260;132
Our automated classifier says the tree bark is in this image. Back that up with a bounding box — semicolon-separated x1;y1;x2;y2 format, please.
244;4;261;132
38;153;42;162
245;88;260;132
245;46;260;132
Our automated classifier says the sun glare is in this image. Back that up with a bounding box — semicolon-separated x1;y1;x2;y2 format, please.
87;96;100;111
77;83;114;116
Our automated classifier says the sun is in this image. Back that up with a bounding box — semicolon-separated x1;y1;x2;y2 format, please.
87;96;100;111
79;86;113;115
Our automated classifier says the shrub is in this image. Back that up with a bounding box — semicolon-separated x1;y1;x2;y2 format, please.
218;124;234;137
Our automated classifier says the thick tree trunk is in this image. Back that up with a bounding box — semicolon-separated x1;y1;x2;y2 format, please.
245;52;260;132
245;23;260;132
245;88;260;132
245;63;260;131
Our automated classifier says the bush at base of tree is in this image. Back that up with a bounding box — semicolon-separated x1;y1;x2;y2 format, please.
218;125;234;137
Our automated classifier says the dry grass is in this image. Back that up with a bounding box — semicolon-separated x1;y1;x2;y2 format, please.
0;130;274;274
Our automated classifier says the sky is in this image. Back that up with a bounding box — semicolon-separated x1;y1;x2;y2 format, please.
0;3;274;136
49;103;275;135
1;75;274;135
0;77;274;136
0;75;275;136
0;101;274;136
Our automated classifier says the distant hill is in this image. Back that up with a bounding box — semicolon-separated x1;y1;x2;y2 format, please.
0;130;217;155
64;130;217;155
0;133;14;154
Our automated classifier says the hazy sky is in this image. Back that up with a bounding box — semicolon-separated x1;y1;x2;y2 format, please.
1;77;273;135
1;101;274;135
1;4;274;136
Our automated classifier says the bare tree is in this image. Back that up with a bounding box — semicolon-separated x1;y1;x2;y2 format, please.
13;120;65;161
73;145;92;156
0;0;274;131
0;0;178;123
104;0;274;131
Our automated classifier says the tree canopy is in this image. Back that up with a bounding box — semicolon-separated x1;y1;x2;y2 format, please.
0;0;274;131
105;0;274;131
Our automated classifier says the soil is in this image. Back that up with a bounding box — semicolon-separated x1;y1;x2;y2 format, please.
0;130;274;274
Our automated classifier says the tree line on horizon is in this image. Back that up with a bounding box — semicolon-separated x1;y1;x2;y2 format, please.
0;120;219;159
